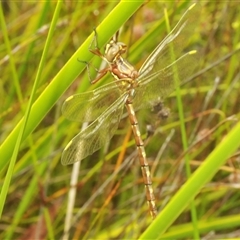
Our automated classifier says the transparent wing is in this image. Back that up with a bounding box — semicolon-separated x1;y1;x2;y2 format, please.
61;93;128;165
62;81;122;122
133;4;199;109
139;4;198;77
133;51;198;109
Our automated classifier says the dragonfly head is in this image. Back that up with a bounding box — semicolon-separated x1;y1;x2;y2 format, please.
105;40;127;62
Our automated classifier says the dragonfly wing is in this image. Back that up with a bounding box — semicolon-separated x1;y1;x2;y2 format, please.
133;5;199;109
133;50;198;109
61;93;128;165
139;4;198;78
62;81;122;122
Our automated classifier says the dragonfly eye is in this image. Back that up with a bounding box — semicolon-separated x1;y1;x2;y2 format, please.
117;42;127;54
105;41;127;62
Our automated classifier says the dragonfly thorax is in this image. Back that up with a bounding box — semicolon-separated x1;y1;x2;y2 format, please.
111;57;138;82
105;39;139;82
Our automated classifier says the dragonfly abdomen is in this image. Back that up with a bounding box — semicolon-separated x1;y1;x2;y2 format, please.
125;102;158;218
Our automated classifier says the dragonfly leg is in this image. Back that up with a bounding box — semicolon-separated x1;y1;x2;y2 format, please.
112;30;119;42
89;29;99;51
77;59;111;84
90;67;110;84
89;29;120;59
88;28;105;59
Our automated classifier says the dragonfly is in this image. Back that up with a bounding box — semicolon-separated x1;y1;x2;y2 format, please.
61;4;198;219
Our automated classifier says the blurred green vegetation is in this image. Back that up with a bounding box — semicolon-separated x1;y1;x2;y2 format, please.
0;1;240;239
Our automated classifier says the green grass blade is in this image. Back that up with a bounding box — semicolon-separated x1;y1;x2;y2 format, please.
140;118;240;239
0;1;144;171
0;0;63;218
164;4;200;239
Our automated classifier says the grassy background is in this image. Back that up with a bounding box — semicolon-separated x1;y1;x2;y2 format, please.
0;1;240;239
